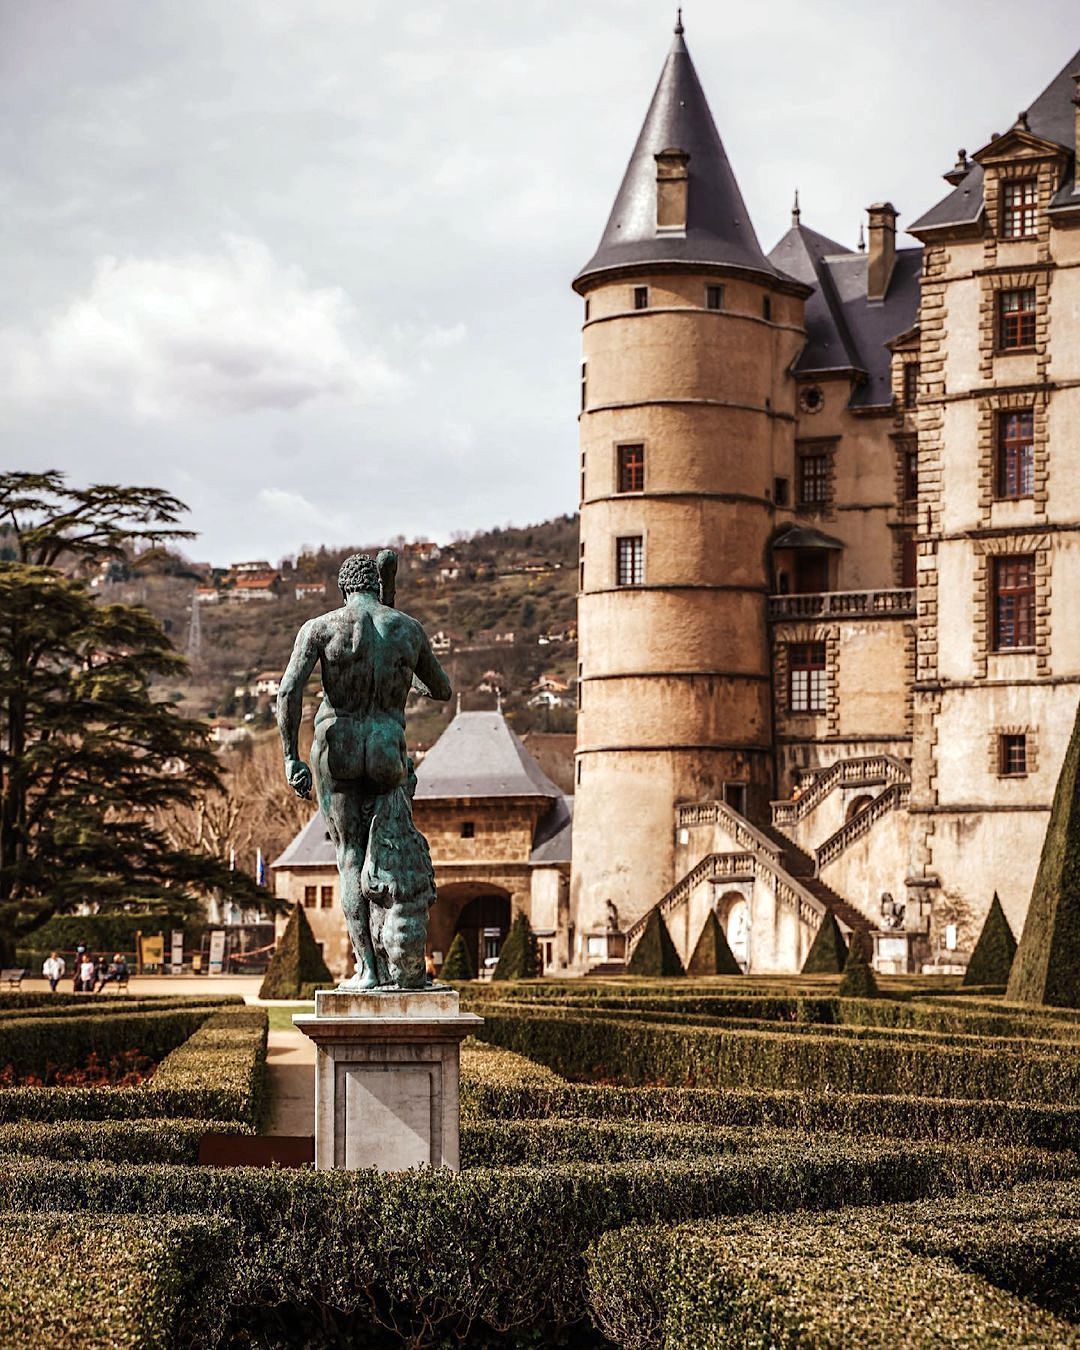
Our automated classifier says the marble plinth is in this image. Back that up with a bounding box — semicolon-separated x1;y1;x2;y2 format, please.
293;985;482;1172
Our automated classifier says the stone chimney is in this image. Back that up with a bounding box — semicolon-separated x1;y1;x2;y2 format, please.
655;147;690;235
866;202;898;302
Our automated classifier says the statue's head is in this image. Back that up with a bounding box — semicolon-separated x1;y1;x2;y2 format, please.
337;553;380;599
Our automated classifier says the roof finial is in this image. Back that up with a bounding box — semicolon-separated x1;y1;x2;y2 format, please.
674;7;684;35
857;222;866;252
792;188;801;226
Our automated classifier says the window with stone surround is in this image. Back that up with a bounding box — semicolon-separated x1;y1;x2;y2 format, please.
320;885;334;908
616;535;644;586
992;555;1035;650
788;641;827;712
1001;178;1038;239
797;450;829;507
999;733;1028;777
617;443;645;493
899;438;918;503
997;288;1037;350
461;821;475;839
996;410;1034;499
902;362;920;410
303;885;317;908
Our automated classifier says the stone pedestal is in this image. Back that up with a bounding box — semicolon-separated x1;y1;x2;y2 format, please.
294;986;482;1172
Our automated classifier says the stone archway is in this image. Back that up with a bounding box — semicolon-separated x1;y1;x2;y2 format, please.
846;794;874;822
715;890;750;967
429;881;512;976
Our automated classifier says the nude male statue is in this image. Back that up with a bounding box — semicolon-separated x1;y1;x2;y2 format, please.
277;550;452;989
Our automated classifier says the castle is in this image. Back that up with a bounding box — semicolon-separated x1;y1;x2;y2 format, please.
275;23;1080;980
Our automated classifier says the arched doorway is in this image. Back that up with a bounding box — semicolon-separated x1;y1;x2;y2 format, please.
715;891;750;968
846;794;874;822
454;892;512;975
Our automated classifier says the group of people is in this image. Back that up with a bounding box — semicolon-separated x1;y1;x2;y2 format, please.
41;947;129;994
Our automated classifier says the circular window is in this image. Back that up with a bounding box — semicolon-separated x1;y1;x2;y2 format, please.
799;385;824;415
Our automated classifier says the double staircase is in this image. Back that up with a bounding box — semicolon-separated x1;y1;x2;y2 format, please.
622;755;912;965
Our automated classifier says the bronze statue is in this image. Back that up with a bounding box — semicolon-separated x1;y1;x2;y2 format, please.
277;550;452;989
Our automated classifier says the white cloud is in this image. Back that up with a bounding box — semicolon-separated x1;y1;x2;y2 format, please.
1;236;402;418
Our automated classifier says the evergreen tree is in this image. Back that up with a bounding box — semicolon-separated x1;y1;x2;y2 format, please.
492;911;542;980
0;472;263;962
801;912;849;974
963;892;1017;987
838;928;878;999
439;931;475;982
626;908;685;977
687;909;741;975
1009;698;1080;1008
259;903;333;998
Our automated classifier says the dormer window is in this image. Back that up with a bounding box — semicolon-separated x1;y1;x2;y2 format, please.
1001;178;1038;239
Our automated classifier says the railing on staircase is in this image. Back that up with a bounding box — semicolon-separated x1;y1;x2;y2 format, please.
771;754;910;829
815;782;911;870
676;801;785;861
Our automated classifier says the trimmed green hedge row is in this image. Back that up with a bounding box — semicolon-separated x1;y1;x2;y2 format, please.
475;1010;1080;1104
0;1007;212;1078
0;1214;231;1350
459;1079;1080;1151
0;1117;251;1164
0;1139;1073;1345
0;996;242;1023
586;1182;1080;1349
0;1006;268;1125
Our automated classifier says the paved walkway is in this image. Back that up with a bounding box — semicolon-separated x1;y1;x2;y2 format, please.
263;1028;315;1136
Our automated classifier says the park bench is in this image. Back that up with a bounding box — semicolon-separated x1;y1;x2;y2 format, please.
101;969;131;995
0;969;27;991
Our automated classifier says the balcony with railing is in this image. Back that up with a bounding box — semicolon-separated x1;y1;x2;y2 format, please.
768;588;915;621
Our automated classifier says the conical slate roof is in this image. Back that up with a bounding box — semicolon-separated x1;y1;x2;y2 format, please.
575;21;786;289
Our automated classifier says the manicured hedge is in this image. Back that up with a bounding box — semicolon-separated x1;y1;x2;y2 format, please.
0;1117;251;1164
475;1009;1080;1103
0;1139;1072;1345
0;1213;231;1350
0;996;241;1022
0;1006;267;1125
586;1182;1080;1349
0;1007;212;1078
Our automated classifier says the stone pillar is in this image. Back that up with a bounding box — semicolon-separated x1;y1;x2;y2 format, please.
294;986;482;1172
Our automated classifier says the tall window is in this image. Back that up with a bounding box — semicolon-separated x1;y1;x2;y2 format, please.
992;555;1035;650
762;295;773;321
617;443;645;493
798;450;829;507
788;642;826;713
580;362;587;412
900;439;918;503
997;410;1034;499
706;284;724;310
999;734;1028;776
616;536;644;586
998;288;1037;349
1001;178;1038;239
320;885;334;909
579;541;585;591
901;534;917;588
902;363;920;409
303;885;317;908
633;286;649;310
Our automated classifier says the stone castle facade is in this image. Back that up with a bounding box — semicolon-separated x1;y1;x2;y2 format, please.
567;22;1080;975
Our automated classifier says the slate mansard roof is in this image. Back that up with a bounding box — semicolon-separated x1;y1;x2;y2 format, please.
911;46;1080;235
271;710;572;869
574;22;791;289
767;217;922;409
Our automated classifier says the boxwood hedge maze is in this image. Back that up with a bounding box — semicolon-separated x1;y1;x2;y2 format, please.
0;978;1077;1347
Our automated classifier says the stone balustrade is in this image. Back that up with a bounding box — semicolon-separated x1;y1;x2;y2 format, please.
767;588;916;621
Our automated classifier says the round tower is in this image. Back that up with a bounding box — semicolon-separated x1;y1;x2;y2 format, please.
569;20;809;959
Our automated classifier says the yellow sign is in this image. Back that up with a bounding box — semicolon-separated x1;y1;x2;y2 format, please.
140;934;164;966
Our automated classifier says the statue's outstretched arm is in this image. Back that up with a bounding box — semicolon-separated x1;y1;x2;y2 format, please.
277;620;320;798
414;631;452;703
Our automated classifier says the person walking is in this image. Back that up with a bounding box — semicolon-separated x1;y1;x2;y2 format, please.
42;951;65;993
77;952;96;994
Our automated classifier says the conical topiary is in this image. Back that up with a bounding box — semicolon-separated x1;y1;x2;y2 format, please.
964;892;1017;987
439;931;475;982
626;908;685;977
259;903;333;999
801;912;849;974
492;911;542;981
687;910;741;975
837;928;878;999
1008;699;1080;1008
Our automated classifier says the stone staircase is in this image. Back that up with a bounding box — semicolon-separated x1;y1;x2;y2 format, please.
753;819;873;936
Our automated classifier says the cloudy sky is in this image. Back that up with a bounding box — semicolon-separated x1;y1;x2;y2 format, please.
2;1;1077;564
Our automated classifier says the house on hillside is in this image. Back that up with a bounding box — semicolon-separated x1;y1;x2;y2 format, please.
194;585;219;604
476;629;516;647
254;672;281;697
430;631;462;653
404;541;441;564
231;574;280;602
295;581;327;602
